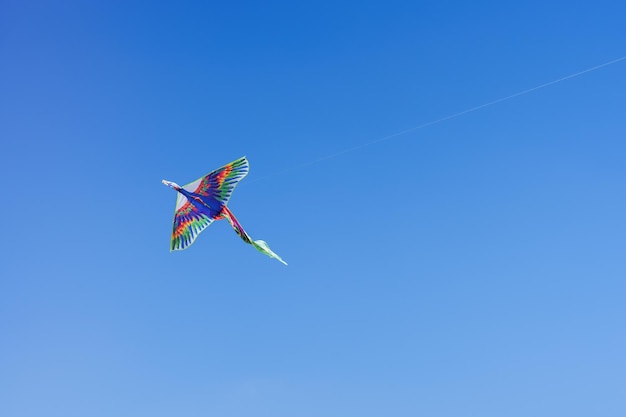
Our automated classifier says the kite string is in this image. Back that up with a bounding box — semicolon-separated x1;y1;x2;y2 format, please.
245;55;626;184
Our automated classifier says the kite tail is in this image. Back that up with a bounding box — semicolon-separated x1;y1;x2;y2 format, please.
221;206;288;265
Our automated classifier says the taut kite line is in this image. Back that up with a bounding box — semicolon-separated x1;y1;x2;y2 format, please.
162;157;287;265
245;55;626;185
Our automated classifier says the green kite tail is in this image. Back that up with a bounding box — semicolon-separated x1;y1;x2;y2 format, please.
221;206;288;265
251;239;288;266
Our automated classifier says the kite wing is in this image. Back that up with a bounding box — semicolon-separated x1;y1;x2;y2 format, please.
169;156;249;251
182;156;249;206
170;193;215;251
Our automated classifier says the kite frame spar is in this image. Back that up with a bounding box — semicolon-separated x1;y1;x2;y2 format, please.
162;156;287;265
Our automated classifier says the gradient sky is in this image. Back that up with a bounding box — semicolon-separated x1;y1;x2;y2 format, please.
2;1;626;416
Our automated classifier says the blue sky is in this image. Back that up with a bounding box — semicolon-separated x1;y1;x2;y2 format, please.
1;1;626;416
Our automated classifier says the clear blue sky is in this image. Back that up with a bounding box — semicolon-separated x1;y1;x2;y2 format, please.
2;1;626;416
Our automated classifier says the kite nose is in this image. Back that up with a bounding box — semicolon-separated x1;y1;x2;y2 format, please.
162;180;181;190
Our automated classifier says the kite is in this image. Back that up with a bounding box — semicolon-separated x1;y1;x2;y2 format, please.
162;156;287;265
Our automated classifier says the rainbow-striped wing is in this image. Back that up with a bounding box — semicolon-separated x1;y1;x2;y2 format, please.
170;194;215;251
182;156;249;206
170;157;249;251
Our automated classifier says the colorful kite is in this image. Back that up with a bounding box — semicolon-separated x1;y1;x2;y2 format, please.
162;156;287;265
